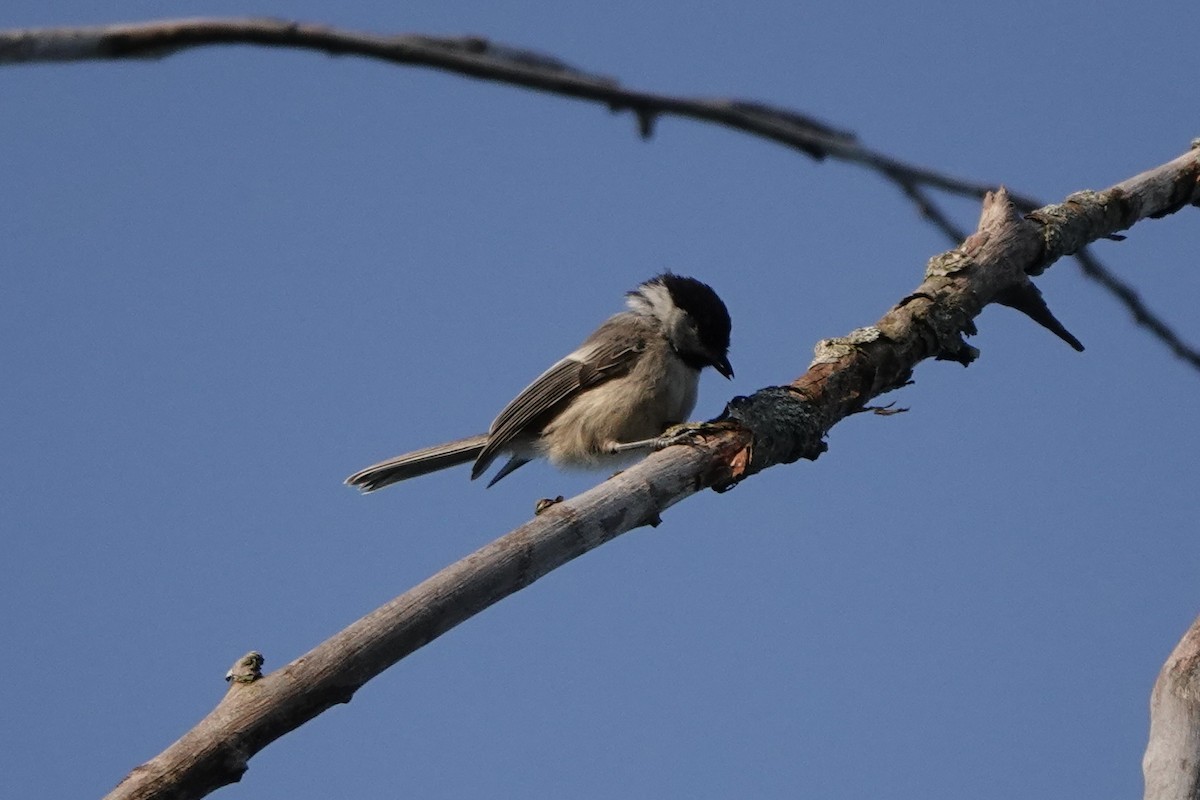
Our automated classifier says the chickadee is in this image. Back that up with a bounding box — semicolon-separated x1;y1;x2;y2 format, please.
346;273;733;492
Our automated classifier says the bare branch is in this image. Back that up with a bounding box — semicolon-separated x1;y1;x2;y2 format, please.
1074;248;1200;370
104;443;731;800
0;18;855;160
2;16;1195;369
103;144;1200;800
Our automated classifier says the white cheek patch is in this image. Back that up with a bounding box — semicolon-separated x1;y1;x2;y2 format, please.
626;282;669;315
628;283;693;346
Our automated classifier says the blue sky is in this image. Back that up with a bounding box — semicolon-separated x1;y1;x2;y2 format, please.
2;2;1197;798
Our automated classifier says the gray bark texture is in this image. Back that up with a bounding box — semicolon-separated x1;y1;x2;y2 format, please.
1145;614;1200;800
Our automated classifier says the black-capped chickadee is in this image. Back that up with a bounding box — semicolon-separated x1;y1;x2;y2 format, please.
346;273;733;492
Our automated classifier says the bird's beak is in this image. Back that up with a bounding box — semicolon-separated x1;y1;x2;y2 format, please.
712;355;734;380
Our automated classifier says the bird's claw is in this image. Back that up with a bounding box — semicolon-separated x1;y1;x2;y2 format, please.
535;496;564;515
653;422;711;450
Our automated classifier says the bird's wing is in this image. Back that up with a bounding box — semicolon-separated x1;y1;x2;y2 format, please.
471;316;650;479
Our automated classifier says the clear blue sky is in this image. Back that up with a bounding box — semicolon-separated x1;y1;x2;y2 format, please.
2;2;1197;798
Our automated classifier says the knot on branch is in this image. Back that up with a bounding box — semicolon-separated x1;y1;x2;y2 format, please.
926;301;980;366
895;293;979;366
713;386;828;484
225;651;264;684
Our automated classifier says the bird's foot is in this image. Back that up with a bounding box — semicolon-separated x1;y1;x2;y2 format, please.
535;496;564;515
607;422;712;455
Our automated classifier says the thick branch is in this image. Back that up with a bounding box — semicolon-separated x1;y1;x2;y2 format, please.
104;443;736;800
1144;613;1200;800
104;145;1200;800
1;16;1196;369
717;147;1200;481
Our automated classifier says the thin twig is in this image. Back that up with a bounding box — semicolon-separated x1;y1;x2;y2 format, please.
2;17;1195;369
1074;249;1200;370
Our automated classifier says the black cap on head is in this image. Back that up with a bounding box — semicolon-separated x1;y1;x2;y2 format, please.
653;273;733;378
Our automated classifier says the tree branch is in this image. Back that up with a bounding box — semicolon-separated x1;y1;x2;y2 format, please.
2;17;1196;370
103;144;1200;800
1144;613;1200;800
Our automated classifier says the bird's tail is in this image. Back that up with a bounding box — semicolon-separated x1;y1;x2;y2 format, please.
345;434;489;492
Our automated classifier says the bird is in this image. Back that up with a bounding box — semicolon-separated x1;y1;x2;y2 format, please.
345;273;733;492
